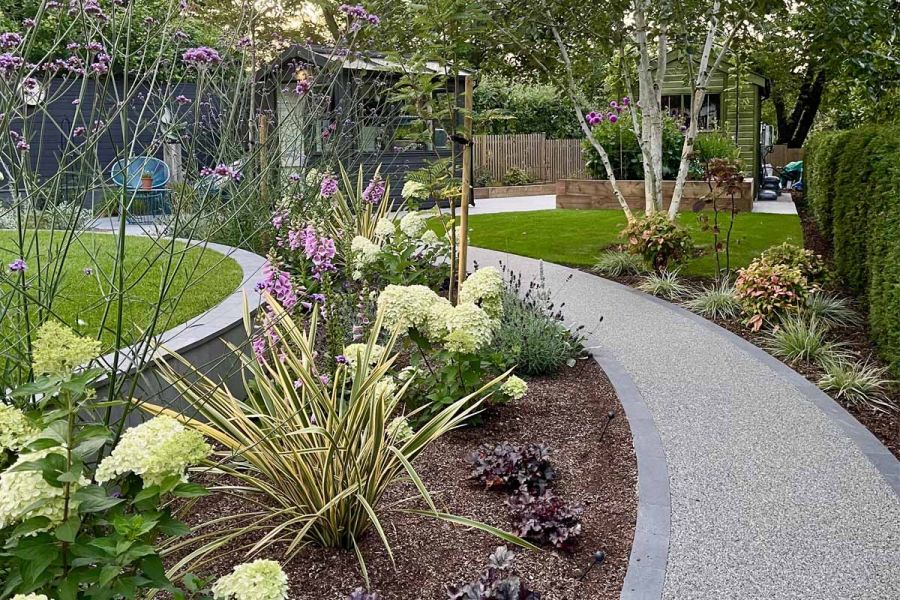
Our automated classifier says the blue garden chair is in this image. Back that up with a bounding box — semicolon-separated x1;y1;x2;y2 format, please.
110;157;171;224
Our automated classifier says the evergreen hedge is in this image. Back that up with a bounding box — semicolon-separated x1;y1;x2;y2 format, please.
806;126;900;373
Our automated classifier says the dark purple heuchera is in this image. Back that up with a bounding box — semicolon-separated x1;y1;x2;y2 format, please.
508;492;583;551
348;588;381;600
470;442;555;494
447;546;540;600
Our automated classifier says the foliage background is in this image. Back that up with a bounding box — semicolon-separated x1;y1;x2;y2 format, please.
806;125;900;374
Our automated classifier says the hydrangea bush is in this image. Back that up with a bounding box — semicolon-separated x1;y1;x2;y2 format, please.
0;322;211;598
210;559;289;600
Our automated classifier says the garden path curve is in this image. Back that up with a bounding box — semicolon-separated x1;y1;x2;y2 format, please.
469;247;900;600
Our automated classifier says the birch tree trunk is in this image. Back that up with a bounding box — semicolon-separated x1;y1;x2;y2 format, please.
668;1;738;219
632;0;662;213
550;21;635;222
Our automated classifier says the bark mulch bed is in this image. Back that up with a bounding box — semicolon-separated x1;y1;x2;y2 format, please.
174;359;638;599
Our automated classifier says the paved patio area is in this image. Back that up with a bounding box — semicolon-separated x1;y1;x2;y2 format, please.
470;247;899;600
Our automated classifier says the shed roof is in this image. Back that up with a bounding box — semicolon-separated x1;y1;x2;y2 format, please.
262;44;472;80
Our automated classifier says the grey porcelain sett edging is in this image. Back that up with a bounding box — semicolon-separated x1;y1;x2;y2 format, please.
590;346;671;600
605;279;900;496
92;237;266;410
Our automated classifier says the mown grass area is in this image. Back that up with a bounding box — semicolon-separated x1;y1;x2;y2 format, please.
0;231;243;350
464;209;804;277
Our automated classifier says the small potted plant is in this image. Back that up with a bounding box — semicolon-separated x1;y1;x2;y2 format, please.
140;170;153;190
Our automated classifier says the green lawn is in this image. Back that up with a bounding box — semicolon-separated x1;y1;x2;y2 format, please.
465;209;804;277
0;231;243;350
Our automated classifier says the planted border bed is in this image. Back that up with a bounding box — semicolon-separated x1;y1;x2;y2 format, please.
174;359;638;598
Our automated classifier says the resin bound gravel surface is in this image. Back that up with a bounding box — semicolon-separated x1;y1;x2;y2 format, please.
470;247;900;600
176;359;637;599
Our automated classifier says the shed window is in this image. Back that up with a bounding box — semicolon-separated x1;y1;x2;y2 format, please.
661;93;720;130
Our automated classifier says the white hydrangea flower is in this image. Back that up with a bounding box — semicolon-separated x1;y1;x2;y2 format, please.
387;416;414;442
0;403;36;453
351;235;381;269
373;377;397;400
12;594;51;600
374;218;396;237
376;284;441;332
0;449;89;531
399;211;427;238
401;180;427;200
442;302;495;354
424;296;454;342
95;416;210;487
420;229;442;245
342;343;386;368
500;375;528;400
397;365;419;382
459;267;506;321
211;559;288;600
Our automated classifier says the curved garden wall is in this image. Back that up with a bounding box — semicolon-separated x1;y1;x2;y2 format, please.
93;239;265;421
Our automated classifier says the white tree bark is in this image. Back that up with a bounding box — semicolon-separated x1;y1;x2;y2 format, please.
632;0;662;213
550;21;635;222
668;1;740;219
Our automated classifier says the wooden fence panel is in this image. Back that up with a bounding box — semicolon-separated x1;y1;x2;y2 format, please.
766;144;805;169
474;133;586;183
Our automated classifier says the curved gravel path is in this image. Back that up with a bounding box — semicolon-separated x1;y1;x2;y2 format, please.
469;247;900;600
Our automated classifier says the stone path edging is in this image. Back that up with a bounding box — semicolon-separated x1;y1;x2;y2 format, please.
611;282;900;495
591;347;671;600
469;247;900;600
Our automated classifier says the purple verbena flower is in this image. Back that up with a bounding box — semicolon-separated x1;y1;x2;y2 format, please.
8;258;26;272
182;46;222;67
0;33;22;50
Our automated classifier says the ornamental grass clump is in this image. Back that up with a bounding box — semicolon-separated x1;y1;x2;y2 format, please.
621;212;693;273
146;297;532;581
637;270;690;300
592;250;645;277
765;316;843;364
682;280;741;319
804;292;861;328
734;259;810;331
819;359;897;412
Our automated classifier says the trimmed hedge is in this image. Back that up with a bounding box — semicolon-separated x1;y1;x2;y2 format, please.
806;126;900;373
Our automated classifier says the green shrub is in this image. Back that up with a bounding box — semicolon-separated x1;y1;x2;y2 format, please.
474;78;581;139
621;212;693;273
583;115;683;180
758;242;825;283
806;125;900;373
592;251;645;277
501;167;536;187
734;259;809;331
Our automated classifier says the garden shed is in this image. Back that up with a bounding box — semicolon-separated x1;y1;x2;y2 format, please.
258;45;468;202
655;51;770;180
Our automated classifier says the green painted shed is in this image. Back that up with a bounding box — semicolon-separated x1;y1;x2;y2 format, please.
654;52;770;182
